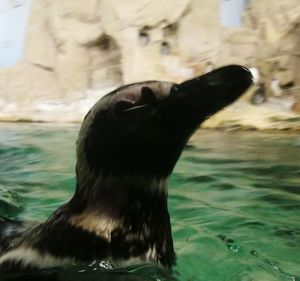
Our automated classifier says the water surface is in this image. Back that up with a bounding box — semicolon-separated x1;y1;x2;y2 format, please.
0;123;299;281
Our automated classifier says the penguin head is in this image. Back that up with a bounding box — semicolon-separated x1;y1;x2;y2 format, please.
76;65;252;180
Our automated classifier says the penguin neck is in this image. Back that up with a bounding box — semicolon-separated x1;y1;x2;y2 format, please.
69;172;168;219
63;172;175;268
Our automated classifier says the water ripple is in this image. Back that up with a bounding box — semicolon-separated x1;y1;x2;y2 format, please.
0;125;299;280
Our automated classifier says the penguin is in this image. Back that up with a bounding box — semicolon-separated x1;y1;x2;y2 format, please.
0;65;253;273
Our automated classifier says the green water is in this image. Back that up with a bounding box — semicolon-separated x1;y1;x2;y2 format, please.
0;123;299;281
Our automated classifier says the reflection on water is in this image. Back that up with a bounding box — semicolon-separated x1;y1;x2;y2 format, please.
0;123;299;281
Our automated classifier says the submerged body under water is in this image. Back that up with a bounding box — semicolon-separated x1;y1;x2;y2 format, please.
0;123;299;281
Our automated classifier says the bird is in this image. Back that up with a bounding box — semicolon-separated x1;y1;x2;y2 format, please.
0;65;253;273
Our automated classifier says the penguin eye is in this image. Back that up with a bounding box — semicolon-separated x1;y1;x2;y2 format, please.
113;100;134;119
114;98;152;117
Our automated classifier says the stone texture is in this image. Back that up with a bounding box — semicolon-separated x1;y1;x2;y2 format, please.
218;28;259;66
0;0;299;129
99;0;190;83
244;0;300;88
177;0;221;63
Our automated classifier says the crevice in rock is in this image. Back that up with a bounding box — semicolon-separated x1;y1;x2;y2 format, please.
160;41;171;55
163;23;178;37
138;26;151;46
180;2;192;19
86;34;122;88
31;63;54;72
161;23;179;56
45;13;66;55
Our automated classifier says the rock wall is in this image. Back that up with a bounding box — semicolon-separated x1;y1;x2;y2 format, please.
0;0;299;128
243;0;300;112
246;1;300;81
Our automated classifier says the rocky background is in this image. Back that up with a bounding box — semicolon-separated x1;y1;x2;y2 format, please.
0;0;300;129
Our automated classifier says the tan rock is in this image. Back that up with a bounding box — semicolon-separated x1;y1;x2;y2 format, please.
218;28;258;66
291;95;300;113
177;0;221;63
0;62;63;121
24;0;56;69
100;0;189;33
1;0;300;128
244;0;300;97
55;44;90;94
89;36;122;88
49;0;99;21
99;0;190;83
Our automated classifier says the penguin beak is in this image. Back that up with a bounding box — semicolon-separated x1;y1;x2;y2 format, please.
164;65;253;124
